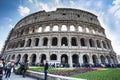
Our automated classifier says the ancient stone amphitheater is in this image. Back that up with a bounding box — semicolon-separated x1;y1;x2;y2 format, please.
1;8;118;67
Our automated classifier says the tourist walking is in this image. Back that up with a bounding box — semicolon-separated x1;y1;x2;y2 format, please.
5;60;14;80
0;60;3;80
22;60;29;77
44;60;48;80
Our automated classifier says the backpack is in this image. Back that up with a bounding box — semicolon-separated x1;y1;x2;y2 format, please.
7;63;13;69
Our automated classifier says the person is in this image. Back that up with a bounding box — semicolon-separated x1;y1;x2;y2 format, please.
5;60;14;80
22;60;29;77
0;60;3;80
44;60;48;80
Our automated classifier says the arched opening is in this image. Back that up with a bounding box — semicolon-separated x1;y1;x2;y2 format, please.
40;54;46;64
7;55;11;61
81;38;87;46
86;27;89;33
100;55;106;64
61;25;67;31
26;39;32;47
22;54;28;62
71;37;77;46
102;41;107;49
61;37;68;46
83;54;89;64
106;56;111;64
53;25;58;31
70;25;75;31
37;27;42;32
35;38;39;46
11;55;15;60
30;54;36;65
89;39;95;47
78;26;82;32
61;54;68;64
72;54;79;66
16;54;21;64
96;40;101;48
111;56;115;64
43;37;48;46
44;26;50;32
50;54;57;60
52;37;58;46
20;40;25;47
92;55;98;65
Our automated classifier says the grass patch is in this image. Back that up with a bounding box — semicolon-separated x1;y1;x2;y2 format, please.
71;68;120;80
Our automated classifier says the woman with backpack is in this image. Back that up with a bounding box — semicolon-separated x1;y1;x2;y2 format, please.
5;60;14;80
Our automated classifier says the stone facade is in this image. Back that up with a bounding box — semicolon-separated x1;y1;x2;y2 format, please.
1;8;118;67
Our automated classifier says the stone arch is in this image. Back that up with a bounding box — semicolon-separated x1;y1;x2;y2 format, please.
22;54;28;62
61;54;68;64
35;38;39;46
106;56;111;64
52;37;58;46
50;54;57;60
53;25;59;31
102;41;107;49
44;26;50;32
40;54;46;64
11;55;15;60
20;40;25;47
80;38;87;46
37;27;42;32
7;55;11;61
71;37;77;46
26;39;32;47
61;25;67;31
43;37;48;46
83;54;89;64
92;55;98;64
16;54;21;63
100;55;106;64
96;40;101;48
78;26;82;32
89;39;95;47
72;54;79;64
61;37;68;46
70;25;75;31
86;27;89;33
30;54;36;65
111;56;115;64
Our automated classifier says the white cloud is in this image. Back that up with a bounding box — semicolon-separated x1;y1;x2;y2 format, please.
109;0;120;19
8;24;14;29
18;5;30;17
113;0;120;5
54;0;61;4
4;17;12;22
28;0;33;3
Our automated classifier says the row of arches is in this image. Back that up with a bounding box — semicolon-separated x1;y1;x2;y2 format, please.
7;36;111;50
6;53;116;67
11;24;105;39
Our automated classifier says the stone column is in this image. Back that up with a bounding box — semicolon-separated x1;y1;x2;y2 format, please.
89;54;93;65
36;53;40;64
58;35;61;47
69;53;73;67
79;53;83;66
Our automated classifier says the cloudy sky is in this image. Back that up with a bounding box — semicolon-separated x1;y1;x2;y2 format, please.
0;0;120;55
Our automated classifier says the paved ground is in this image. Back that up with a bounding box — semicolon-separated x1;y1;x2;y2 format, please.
3;72;37;80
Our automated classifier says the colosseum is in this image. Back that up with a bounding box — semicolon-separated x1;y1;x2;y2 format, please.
1;8;118;67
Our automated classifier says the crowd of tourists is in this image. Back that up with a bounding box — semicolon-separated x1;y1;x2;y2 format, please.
0;59;29;80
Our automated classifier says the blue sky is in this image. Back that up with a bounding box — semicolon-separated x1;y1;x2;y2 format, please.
0;0;120;55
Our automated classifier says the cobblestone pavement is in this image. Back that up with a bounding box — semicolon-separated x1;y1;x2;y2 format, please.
3;72;37;80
